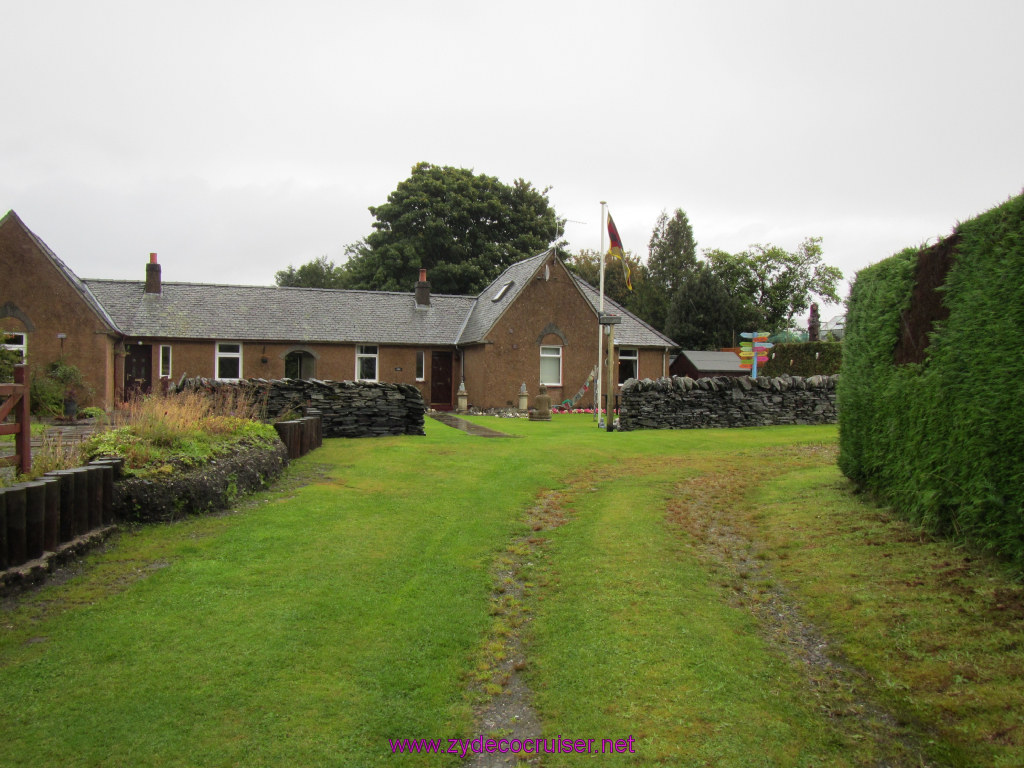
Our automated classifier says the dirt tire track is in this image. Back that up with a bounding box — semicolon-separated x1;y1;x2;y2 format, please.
466;488;574;767
666;447;939;767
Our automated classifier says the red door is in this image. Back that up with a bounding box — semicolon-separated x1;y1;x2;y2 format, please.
124;344;152;399
430;351;453;409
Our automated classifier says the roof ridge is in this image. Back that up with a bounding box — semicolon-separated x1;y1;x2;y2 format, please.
81;277;474;299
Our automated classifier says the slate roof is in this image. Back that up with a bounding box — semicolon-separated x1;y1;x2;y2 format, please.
80;251;677;349
83;280;476;345
678;350;744;372
571;277;677;348
457;251;552;344
455;250;676;349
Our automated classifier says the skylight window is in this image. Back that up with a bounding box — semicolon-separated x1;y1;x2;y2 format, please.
492;280;514;301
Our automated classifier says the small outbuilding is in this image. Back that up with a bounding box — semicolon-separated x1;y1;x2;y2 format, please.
669;350;745;379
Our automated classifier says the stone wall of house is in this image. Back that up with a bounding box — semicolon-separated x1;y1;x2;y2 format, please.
177;377;426;438
617;374;838;431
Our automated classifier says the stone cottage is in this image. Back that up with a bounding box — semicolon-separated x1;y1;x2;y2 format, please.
1;211;677;410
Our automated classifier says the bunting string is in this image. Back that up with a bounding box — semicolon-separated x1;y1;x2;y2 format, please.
560;366;598;408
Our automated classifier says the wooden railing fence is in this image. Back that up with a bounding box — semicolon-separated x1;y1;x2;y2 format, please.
0;364;31;475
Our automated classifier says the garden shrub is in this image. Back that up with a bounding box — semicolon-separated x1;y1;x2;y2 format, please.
838;193;1024;563
761;341;842;377
0;347;19;383
29;359;91;417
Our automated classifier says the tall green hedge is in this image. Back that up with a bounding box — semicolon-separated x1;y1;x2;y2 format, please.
838;194;1024;564
761;341;842;377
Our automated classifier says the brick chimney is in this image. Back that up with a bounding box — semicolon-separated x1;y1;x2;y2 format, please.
415;268;430;308
145;253;161;294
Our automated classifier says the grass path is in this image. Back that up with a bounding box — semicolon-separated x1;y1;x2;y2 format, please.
1;417;1022;766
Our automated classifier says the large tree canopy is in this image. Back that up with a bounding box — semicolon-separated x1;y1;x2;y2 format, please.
665;265;748;350
643;209;698;332
703;237;843;334
338;162;562;295
274;255;347;289
563;248;648;316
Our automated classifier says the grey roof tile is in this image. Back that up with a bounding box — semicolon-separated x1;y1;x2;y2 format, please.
680;350;744;371
572;277;677;348
83;280;476;345
81;251;677;349
458;251;551;344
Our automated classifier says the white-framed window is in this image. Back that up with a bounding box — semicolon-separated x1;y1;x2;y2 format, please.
159;345;172;379
540;345;562;387
216;342;242;380
415;350;425;381
1;332;27;363
618;347;638;384
356;344;378;382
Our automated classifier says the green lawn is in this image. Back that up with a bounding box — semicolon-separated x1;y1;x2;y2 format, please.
1;416;1021;766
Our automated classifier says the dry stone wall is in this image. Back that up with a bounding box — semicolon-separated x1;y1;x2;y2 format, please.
618;374;838;431
177;377;426;438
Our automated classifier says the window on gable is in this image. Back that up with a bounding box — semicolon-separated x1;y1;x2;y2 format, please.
159;345;172;379
618;347;638;385
357;345;378;382
540;345;562;387
1;332;27;364
216;342;242;380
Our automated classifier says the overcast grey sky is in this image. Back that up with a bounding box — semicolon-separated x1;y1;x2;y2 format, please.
2;0;1021;321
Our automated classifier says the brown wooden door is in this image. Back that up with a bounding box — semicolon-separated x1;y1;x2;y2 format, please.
124;344;152;398
430;351;453;409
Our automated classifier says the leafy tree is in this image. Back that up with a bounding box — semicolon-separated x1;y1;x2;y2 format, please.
703;237;842;333
665;265;749;349
644;209;698;332
563;248;648;314
274;255;347;289
339;162;562;295
0;346;19;383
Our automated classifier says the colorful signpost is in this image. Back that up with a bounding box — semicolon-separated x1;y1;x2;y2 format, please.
739;332;774;379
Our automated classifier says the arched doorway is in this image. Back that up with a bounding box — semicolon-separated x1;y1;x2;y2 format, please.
284;350;316;380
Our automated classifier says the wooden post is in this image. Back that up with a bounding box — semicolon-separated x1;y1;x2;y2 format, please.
598;314;622;432
85;466;103;529
274;421;301;459
605;323;616;432
0;489;7;570
24;481;46;560
45;470;76;543
0;364;31;476
5;484;26;567
69;467;90;536
15;365;30;475
41;476;60;551
89;462;114;525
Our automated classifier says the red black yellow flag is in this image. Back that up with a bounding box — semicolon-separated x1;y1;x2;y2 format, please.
606;213;632;290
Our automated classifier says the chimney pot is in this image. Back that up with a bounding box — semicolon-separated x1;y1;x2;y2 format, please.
415;268;430;308
145;255;162;294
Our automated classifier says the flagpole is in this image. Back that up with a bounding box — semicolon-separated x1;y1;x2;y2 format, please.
596;201;607;428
